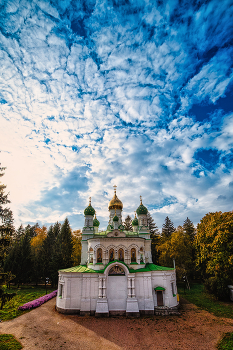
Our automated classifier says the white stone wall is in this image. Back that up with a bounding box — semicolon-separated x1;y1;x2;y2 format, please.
56;266;178;313
109;209;122;225
86;237;149;269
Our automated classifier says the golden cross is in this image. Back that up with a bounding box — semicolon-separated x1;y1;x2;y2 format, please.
113;185;117;194
89;197;91;206
140;195;142;204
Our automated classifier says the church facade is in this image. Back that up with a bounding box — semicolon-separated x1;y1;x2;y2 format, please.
56;187;179;316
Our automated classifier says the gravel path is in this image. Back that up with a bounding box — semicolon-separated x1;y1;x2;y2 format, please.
1;298;233;349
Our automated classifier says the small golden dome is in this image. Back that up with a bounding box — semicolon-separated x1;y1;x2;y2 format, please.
108;185;123;210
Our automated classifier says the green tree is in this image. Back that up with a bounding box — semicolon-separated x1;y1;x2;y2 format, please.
49;222;62;286
183;217;196;241
59;218;73;269
162;216;175;238
195;211;233;300
4;227;32;286
0;165;14;269
123;215;133;231
147;212;160;264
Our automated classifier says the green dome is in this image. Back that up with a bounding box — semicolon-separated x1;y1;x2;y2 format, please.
113;215;119;222
84;198;95;216
136;204;148;215
93;218;100;227
136;197;148;215
132;217;139;226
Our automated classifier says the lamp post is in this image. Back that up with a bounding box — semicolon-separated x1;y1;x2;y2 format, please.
45;277;49;294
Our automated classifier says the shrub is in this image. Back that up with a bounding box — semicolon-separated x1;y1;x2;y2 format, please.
18;290;57;311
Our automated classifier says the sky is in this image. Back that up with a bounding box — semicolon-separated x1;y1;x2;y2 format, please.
0;0;233;231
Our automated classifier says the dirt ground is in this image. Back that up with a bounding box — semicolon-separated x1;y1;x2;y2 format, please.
1;298;233;350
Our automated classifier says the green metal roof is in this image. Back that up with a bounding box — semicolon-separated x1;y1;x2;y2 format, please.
154;286;165;291
59;263;174;274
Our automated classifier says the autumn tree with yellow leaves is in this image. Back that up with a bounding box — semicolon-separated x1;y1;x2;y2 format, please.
158;225;193;280
195;211;233;300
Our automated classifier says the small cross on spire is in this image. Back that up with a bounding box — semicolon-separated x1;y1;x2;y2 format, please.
113;185;117;194
140;195;142;205
89;197;91;206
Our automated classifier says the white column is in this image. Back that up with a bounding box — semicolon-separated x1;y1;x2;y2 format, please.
103;278;106;298
98;277;103;298
132;277;135;298
127;277;132;298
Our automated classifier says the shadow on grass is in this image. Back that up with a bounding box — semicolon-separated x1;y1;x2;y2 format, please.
178;283;233;319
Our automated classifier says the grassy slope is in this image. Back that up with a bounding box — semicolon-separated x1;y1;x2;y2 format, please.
0;334;23;350
178;283;233;319
0;285;55;321
178;283;233;349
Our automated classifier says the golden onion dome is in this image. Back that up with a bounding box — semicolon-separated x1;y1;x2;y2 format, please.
108;185;123;210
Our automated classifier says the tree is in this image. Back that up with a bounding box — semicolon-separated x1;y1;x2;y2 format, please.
59;218;73;268
0;165;14;268
195;211;233;300
147;212;159;235
123;215;133;231
31;226;47;285
162;216;175;238
158;226;193;280
147;212;160;264
4;228;32;286
48;222;62;287
71;230;82;266
183;217;196;241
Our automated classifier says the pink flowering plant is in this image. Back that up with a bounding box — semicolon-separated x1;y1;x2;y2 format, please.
18;290;57;311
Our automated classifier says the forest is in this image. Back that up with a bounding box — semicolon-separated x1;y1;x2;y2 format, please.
1;165;233;301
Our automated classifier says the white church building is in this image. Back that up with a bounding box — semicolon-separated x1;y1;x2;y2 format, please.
56;187;179;316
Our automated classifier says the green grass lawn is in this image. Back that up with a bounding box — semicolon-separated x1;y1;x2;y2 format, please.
0;285;55;321
217;332;233;350
178;283;233;319
0;334;22;350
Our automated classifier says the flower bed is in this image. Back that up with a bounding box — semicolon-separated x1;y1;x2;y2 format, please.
18;290;57;311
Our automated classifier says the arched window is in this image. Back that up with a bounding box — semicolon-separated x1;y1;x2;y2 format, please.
97;248;102;263
118;248;124;262
131;248;136;263
109;248;115;262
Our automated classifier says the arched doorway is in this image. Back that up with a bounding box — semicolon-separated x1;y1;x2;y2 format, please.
106;263;127;313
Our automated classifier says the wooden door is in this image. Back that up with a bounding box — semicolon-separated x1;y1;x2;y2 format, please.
157;291;163;306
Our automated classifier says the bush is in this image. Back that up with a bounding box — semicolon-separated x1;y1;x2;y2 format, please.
18;290;57;311
205;277;230;301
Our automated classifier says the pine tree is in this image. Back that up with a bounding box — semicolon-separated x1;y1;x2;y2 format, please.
49;222;62;287
0;166;14;269
183;217;195;241
59;218;73;268
162;216;175;238
147;212;159;235
123;215;133;231
147;212;160;264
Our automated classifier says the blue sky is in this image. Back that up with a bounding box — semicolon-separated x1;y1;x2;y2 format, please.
0;0;233;231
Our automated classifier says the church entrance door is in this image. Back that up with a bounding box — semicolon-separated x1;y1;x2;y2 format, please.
107;276;127;312
107;265;127;313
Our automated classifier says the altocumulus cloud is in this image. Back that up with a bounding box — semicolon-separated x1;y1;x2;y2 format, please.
0;0;233;230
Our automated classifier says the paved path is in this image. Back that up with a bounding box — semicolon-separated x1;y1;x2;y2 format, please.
1;298;233;349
